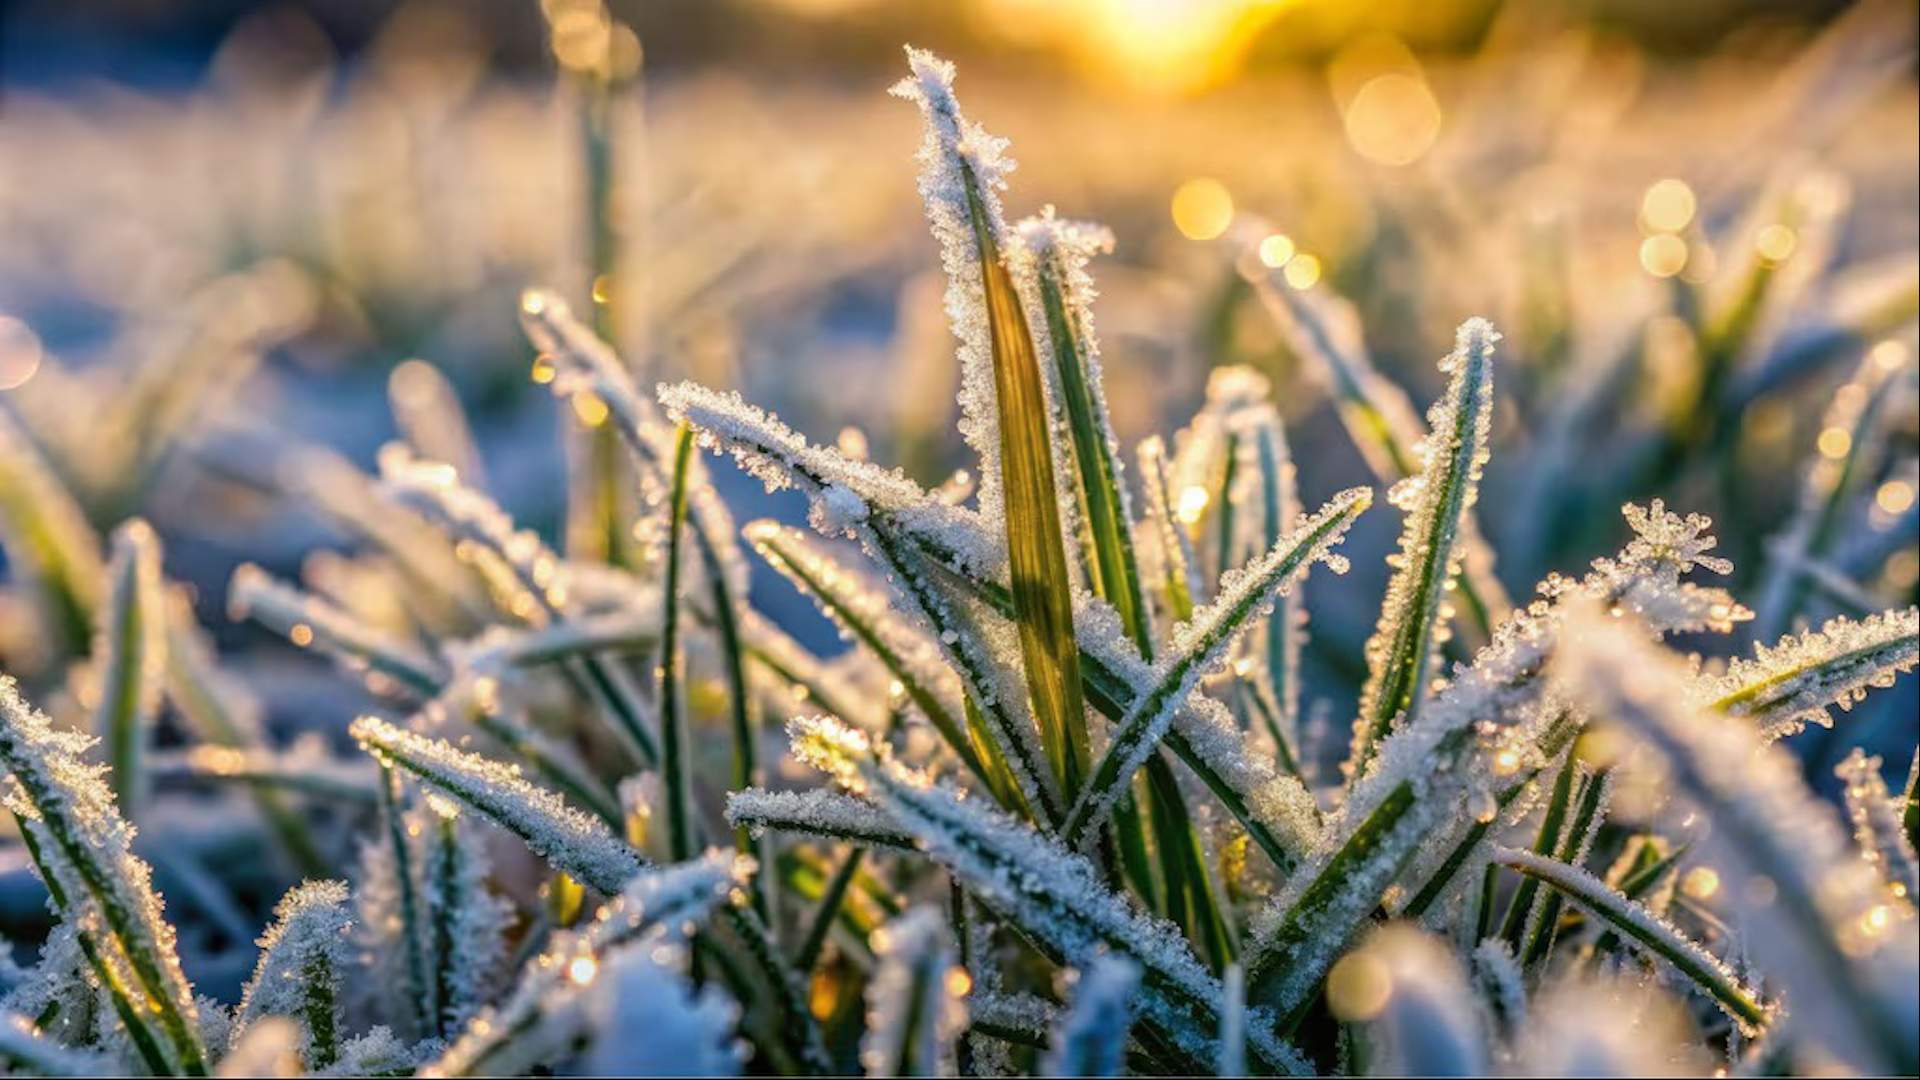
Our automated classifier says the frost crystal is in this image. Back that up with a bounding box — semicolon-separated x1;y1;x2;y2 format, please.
1835;750;1919;903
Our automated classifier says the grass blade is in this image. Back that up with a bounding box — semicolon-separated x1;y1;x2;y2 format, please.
0;408;103;663
1063;487;1369;847
232;881;352;1070
1348;318;1499;779
1699;606;1918;742
1239;261;1510;641
1020;213;1152;654
0;680;209;1075
727;788;917;851
228;564;447;699
660;423;700;864
91;520;166;822
1490;847;1769;1033
1556;603;1917;1073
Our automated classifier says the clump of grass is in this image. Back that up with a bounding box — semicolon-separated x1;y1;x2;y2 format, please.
0;43;1915;1080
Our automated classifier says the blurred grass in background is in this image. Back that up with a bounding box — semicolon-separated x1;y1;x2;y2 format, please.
0;0;1913;772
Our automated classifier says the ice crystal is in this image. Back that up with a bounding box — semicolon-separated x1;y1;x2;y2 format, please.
1835;749;1919;903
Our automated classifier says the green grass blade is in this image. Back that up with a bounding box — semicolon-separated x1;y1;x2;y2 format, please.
1138;437;1197;622
796;846;866;972
1498;743;1579;949
1348;318;1498;780
726;788;917;851
1026;218;1152;654
0;680;209;1075
1491;847;1769;1033
92;520;166;822
1701;606;1918;742
1239;262;1510;641
960;166;1090;807
1064;487;1369;848
376;764;439;1036
660;422;700;865
0;408;103;662
227;564;447;699
13;826;173;1076
748;521;992;789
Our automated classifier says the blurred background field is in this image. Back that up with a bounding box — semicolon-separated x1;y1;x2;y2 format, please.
0;0;1915;997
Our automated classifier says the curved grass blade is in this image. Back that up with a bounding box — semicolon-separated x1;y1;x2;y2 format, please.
1699;606;1918;743
1835;749;1920;902
660;380;1059;825
0;407;104;661
352;715;644;897
747;520;990;789
1348;318;1498;780
1238;260;1509;641
228;564;446;699
1491;846;1769;1033
1752;348;1911;640
1556;603;1917;1073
